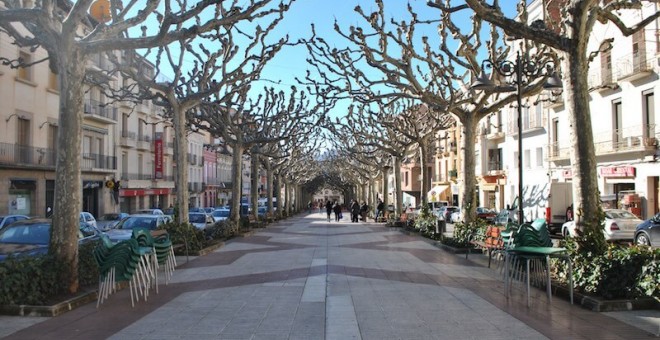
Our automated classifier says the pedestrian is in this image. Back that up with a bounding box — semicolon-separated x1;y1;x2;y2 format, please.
325;200;333;222
375;199;384;222
350;200;360;222
333;201;342;221
360;201;369;222
307;201;312;213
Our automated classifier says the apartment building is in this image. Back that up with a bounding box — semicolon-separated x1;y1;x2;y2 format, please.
489;0;660;221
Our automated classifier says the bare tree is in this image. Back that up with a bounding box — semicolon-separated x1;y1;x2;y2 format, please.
200;85;323;228
429;0;660;251
303;0;553;223
0;0;293;293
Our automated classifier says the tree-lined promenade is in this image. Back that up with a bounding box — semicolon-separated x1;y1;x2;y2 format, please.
0;0;658;306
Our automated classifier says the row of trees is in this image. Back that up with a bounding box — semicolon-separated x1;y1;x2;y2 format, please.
0;0;327;293
301;0;660;256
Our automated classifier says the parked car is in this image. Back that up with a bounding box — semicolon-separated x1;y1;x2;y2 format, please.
634;212;660;247
79;212;97;229
476;207;497;222
211;208;230;223
189;212;214;230
561;209;642;241
203;207;215;214
0;219;99;262
0;215;30;231
449;208;461;223
105;214;172;243
436;206;459;221
135;208;164;215
163;207;175;217
96;213;129;231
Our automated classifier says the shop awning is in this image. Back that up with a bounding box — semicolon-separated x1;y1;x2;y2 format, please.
428;185;449;201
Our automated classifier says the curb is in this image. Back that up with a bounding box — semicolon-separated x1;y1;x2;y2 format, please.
0;290;97;317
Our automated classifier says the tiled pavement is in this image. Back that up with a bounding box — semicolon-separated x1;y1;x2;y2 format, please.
1;213;659;339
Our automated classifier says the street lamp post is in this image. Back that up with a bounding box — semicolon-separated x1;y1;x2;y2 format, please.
471;51;562;224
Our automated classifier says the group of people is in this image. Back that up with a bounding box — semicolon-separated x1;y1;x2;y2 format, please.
322;199;385;223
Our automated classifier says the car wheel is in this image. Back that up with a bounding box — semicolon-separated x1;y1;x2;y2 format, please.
635;233;651;246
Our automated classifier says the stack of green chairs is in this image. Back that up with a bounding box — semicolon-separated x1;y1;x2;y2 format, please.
132;228;176;293
94;234;152;308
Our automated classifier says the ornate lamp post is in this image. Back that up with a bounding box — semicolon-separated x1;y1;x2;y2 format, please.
471;51;562;224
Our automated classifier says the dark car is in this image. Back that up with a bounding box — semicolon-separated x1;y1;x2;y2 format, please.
0;219;99;262
0;215;30;231
96;213;129;231
635;212;660;247
476;207;497;222
105;214;172;243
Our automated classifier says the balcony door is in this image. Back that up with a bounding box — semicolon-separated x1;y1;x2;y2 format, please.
612;100;622;149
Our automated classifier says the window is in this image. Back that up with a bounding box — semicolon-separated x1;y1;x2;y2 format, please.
82;136;92;157
48;124;58;150
524;149;531;169
17;51;32;81
536;147;543;168
96;137;103;155
138;154;143;178
17;117;30;146
612;100;622;146
601;50;612;84
48;70;59;91
643;92;655;138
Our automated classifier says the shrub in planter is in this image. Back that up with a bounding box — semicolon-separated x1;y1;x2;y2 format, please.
0;240;99;306
554;238;660;300
161;221;205;253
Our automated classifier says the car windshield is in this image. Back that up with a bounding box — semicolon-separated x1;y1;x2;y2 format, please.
189;214;207;223
99;214;121;221
606;210;638;220
212;210;229;217
119;217;158;230
0;223;50;245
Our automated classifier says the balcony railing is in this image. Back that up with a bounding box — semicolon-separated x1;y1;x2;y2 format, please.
616;52;655;81
588;71;616;90
81;153;117;170
487;161;503;172
84;99;118;122
507;110;545;135
547;123;658;160
121;173;152;181
121;130;136;139
0;143;56;167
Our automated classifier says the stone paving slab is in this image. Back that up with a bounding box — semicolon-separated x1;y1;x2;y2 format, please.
1;212;658;339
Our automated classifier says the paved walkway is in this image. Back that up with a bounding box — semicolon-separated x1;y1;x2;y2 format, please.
1;213;658;339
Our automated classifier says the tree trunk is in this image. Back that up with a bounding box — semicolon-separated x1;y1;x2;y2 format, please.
229;142;243;224
250;151;259;220
51;47;85;294
460;114;478;224
419;141;430;207
394;156;403;216
275;172;283;219
562;47;606;251
173;106;189;224
266;160;274;214
382;167;389;208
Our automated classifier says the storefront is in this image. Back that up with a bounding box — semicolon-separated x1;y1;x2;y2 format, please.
119;188;172;213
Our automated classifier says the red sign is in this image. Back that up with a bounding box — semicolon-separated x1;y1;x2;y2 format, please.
599;166;635;178
154;133;163;179
119;188;171;197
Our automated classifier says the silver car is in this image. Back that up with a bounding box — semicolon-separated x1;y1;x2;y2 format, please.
105;214;172;243
561;209;642;241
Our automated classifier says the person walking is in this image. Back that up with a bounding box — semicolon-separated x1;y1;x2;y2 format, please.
375;199;384;222
325;200;333;222
350;200;360;223
360;201;369;222
333;201;342;222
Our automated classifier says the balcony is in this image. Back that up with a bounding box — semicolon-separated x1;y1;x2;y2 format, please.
120;130;137;148
0;142;56;168
588;71;617;92
121;172;153;182
507;111;545;136
547;124;658;161
84;99;117;124
487;161;505;176
136;134;151;151
616;52;655;82
164;141;174;155
485;124;505;140
81;153;117;171
87;53;114;73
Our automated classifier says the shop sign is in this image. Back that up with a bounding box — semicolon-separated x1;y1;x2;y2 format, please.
599;166;635;178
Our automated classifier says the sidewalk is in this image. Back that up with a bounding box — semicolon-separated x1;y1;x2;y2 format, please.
1;212;658;339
